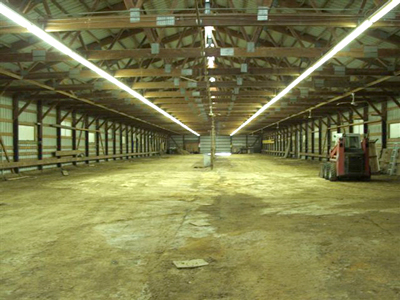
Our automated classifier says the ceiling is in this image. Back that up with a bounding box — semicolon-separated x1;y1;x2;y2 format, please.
0;0;399;135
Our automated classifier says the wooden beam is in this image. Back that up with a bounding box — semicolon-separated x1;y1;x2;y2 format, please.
255;71;400;132
0;67;177;134
15;99;33;119
2;48;400;62
0;151;160;170
1;67;393;81
1;13;397;33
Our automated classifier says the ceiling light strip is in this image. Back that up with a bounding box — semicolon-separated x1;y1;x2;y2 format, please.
230;0;400;136
0;3;200;136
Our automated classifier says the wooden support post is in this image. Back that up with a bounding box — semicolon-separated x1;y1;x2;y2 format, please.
143;129;146;156
299;123;303;158
349;110;354;133
337;114;342;133
12;96;19;173
37;100;43;170
72;111;77;166
131;126;134;158
146;131;149;156
381;100;387;149
139;129;143;157
56;106;62;168
318;118;322;161
290;125;296;157
126;125;129;159
96;119;100;163
149;131;151;156
84;115;89;164
119;124;123;160
113;122;117;160
105;121;109;161
144;130;148;156
327;117;331;155
311;119;315;160
305;121;309;160
363;106;369;136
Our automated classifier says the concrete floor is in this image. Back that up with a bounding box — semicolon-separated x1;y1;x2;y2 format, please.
1;154;399;300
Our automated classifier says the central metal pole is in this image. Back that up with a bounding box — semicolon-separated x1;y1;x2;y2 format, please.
195;0;215;169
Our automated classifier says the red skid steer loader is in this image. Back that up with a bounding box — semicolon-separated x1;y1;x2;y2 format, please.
320;133;371;181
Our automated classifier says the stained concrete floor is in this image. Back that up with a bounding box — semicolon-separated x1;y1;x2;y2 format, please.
1;154;399;300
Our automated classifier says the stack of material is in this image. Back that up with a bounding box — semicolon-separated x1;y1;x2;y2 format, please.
177;148;190;155
369;140;380;174
379;148;400;175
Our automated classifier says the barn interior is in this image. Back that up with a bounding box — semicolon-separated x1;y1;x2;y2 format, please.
0;1;400;299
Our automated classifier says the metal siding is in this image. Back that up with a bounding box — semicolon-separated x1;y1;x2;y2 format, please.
200;136;212;154
232;135;246;153
61;109;72;151
0;96;12;173
388;98;400;121
216;136;231;153
169;135;184;150
43;105;57;160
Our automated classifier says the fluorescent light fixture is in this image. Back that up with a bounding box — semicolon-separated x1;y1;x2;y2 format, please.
230;0;400;136
0;3;200;137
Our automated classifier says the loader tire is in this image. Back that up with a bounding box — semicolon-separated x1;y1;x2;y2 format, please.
328;163;338;181
324;163;330;180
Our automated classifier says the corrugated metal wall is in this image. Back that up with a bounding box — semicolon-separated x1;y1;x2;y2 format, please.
163;135;262;154
263;98;400;161
0;96;168;173
0;96;12;174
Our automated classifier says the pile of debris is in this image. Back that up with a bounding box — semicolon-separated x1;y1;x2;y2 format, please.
379;145;400;175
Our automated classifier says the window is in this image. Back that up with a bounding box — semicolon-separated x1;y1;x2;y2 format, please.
353;124;363;134
331;131;338;147
389;122;400;139
61;120;72;137
345;135;361;150
122;135;126;144
89;132;95;143
18;125;35;141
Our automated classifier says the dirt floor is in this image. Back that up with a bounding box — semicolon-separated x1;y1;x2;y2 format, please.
1;154;399;300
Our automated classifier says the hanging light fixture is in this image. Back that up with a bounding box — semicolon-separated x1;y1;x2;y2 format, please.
0;3;200;136
230;0;400;136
